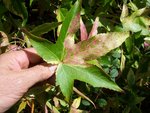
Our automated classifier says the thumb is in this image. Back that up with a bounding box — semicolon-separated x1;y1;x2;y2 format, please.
18;65;57;90
0;65;57;113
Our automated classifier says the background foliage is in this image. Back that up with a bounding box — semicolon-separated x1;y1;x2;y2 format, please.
0;0;150;113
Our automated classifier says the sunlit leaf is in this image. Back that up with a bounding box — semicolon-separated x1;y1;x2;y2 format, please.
17;101;27;113
56;8;68;22
29;0;34;6
120;4;128;20
56;63;123;101
64;32;129;66
120;51;126;72
121;7;150;35
56;0;81;60
22;29;61;64
57;0;81;43
71;97;81;108
70;97;82;113
128;1;138;11
46;101;60;113
73;87;96;108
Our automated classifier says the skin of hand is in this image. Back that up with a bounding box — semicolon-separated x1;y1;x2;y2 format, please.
0;48;57;113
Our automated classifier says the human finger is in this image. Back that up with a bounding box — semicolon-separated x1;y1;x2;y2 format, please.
0;48;42;70
14;65;57;91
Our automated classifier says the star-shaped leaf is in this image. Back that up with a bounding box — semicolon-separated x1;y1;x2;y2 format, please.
56;63;123;101
64;32;129;66
24;0;129;102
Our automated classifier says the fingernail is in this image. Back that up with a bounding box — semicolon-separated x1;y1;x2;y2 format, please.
49;65;57;73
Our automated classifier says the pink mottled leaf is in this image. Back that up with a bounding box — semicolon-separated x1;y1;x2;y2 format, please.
64;32;129;66
68;13;80;34
64;34;75;51
80;18;88;41
88;17;99;38
64;13;80;50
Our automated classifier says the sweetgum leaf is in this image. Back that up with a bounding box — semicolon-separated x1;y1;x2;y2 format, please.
80;17;99;41
80;17;88;41
22;29;61;64
88;17;99;38
22;0;81;63
56;63;123;101
64;32;129;66
68;13;80;34
57;0;81;43
56;0;81;60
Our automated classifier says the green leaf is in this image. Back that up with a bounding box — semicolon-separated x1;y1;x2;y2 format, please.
98;55;111;67
56;8;68;22
3;0;28;26
23;0;81;63
128;1;138;11
127;69;135;88
82;99;91;106
121;7;150;35
56;0;81;60
31;22;61;36
29;0;34;6
125;36;134;53
56;63;123;101
64;32;129;66
98;98;107;108
56;8;68;36
22;29;61;64
110;68;118;78
57;0;81;43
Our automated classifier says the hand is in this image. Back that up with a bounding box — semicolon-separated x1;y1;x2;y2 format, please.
0;48;57;112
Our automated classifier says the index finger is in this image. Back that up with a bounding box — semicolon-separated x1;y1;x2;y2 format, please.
0;48;42;70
